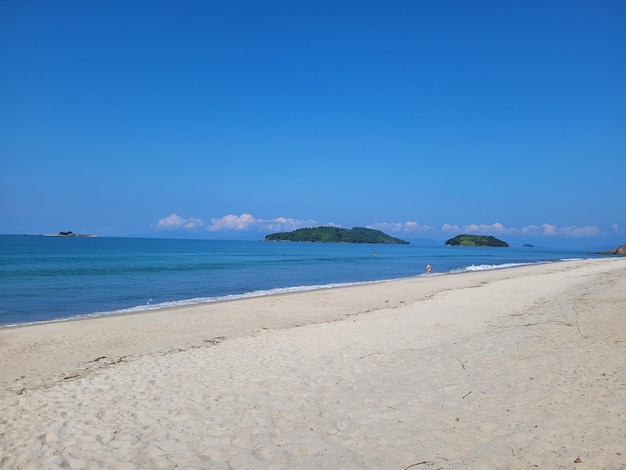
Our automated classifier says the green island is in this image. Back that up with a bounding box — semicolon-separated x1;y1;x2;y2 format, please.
265;227;409;244
445;234;509;247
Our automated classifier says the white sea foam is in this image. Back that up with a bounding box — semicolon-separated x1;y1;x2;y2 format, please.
449;262;532;273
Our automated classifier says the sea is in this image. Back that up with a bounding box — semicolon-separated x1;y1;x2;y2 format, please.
0;234;610;328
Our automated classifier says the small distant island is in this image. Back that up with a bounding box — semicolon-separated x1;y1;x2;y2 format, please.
265;227;409;244
445;234;509;247
42;231;97;238
523;243;535;248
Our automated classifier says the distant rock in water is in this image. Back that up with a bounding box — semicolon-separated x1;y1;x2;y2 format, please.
523;243;535;248
42;231;97;237
445;234;508;247
594;244;626;255
264;226;409;244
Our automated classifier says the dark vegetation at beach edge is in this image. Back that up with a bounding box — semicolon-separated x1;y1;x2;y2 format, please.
445;234;509;247
264;227;409;244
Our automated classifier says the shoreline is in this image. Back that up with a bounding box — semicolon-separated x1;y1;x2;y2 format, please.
0;258;592;330
0;259;581;389
0;258;622;390
1;257;625;468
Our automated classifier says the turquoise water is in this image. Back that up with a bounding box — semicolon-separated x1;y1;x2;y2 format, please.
0;235;607;327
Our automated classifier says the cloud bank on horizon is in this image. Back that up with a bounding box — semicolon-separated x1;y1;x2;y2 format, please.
156;213;608;240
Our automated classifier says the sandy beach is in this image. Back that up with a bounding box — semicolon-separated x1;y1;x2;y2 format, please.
1;257;624;469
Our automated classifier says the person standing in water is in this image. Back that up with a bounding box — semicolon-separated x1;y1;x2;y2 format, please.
426;264;432;274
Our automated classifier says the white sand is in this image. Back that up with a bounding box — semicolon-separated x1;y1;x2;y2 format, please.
1;258;625;469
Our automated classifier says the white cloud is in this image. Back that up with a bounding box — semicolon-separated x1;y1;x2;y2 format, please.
157;213;204;230
612;224;619;233
442;224;461;233
368;221;434;233
521;224;542;235
559;225;599;237
156;213;603;239
540;223;559;236
463;223;518;234
520;224;559;236
519;223;598;237
440;221;601;238
207;214;317;232
263;216;318;232
207;213;257;231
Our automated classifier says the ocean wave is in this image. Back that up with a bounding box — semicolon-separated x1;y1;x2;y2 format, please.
448;262;534;274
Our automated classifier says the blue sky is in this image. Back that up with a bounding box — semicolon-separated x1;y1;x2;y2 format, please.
1;1;624;247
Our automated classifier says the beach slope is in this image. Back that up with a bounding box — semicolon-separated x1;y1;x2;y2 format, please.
1;258;624;469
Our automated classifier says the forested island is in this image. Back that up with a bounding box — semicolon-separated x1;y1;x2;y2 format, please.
445;234;509;247
265;227;409;244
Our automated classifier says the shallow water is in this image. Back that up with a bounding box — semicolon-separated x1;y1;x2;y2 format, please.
0;235;605;326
